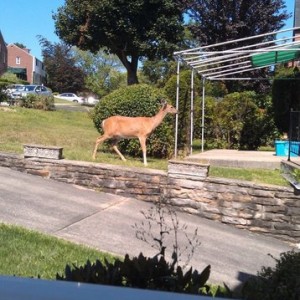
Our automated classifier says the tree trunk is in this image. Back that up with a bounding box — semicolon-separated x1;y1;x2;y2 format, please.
127;66;139;85
116;51;139;85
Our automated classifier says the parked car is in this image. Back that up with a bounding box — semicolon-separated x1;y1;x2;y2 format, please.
11;85;52;99
86;96;99;105
56;93;85;104
5;84;25;98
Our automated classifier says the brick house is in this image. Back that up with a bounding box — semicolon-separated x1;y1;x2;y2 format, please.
6;44;46;84
0;31;7;76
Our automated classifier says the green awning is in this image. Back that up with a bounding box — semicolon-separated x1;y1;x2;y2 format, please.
7;67;27;74
251;48;300;67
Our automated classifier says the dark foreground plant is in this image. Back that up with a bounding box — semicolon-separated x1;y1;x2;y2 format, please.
57;201;231;297
132;201;201;269
131;200;232;297
57;253;213;295
242;250;300;300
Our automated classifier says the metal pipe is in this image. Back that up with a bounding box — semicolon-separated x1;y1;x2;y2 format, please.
190;69;194;155
201;77;206;152
174;26;300;55
174;60;180;159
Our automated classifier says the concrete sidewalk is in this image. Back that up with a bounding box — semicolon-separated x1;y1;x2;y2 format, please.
0;166;295;291
186;149;300;169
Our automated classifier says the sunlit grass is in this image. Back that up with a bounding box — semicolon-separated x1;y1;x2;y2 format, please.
210;166;288;186
0;106;168;170
0;223;115;279
0;107;97;154
0;106;288;182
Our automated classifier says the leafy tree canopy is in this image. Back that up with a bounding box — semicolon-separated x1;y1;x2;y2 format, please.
14;42;27;49
184;0;290;47
73;48;127;98
182;0;290;93
38;36;86;93
53;0;185;85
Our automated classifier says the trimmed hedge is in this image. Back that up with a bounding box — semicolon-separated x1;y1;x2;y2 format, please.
91;84;176;159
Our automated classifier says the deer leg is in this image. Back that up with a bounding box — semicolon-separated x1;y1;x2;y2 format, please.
92;135;109;159
139;136;148;166
111;140;127;161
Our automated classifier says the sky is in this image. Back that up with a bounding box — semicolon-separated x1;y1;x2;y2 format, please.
0;0;296;61
0;0;64;60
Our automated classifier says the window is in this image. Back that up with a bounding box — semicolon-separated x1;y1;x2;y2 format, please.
16;56;21;64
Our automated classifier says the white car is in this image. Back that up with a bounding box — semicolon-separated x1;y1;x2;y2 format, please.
56;93;85;104
86;96;99;105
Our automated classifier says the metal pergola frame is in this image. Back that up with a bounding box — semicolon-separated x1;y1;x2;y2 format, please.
173;27;300;157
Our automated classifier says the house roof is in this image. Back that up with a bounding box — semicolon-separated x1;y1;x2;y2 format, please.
7;44;32;56
173;27;300;81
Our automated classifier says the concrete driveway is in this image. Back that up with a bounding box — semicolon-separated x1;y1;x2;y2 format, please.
54;102;93;112
0;166;295;291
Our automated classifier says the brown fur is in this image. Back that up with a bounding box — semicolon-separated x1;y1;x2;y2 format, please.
92;102;177;166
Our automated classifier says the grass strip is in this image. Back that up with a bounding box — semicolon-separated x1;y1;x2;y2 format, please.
0;223;115;279
0;106;288;185
210;166;288;186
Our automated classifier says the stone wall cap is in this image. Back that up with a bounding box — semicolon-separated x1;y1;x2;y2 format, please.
23;144;63;150
168;159;210;167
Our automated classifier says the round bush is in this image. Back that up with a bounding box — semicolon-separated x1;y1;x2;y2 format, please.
91;84;176;159
242;251;300;300
19;94;55;111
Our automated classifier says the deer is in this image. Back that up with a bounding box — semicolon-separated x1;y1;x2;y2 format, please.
92;100;178;166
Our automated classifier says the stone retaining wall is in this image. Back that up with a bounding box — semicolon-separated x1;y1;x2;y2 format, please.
167;161;300;243
0;152;299;243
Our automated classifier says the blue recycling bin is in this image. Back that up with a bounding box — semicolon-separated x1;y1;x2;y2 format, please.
274;140;300;157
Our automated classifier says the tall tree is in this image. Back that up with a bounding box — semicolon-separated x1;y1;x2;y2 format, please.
184;0;290;47
73;48;126;97
181;0;290;92
38;37;85;93
53;0;184;85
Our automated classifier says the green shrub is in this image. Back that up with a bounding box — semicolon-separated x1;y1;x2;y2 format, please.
0;88;7;103
57;252;218;296
164;71;228;153
292;169;300;183
19;94;55;111
242;251;300;300
91;84;175;159
164;70;201;153
272;67;300;133
209;91;278;150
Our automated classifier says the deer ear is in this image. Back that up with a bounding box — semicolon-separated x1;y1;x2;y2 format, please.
160;99;167;107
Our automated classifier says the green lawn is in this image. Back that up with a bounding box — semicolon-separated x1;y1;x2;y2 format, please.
0;105;289;185
0;105;168;169
210;166;288;186
0;223;115;279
